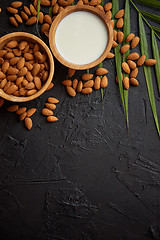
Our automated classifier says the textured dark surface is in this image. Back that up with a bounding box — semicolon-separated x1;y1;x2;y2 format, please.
0;0;160;240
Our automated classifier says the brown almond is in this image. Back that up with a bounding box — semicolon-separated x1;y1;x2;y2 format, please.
42;108;53;116
116;18;124;29
44;14;52;24
0;50;7;58
7;67;19;75
42;71;48;82
45;103;56;110
34;77;41;90
68;68;75;78
81;73;93;81
24;53;34;61
123;77;129;90
129;78;139;86
104;2;112;11
121;45;130;54
112;41;118;48
100;76;108;88
11;1;22;8
137;55;146;66
25;117;33;130
77;81;83;92
27;108;37;117
19;41;28;50
22;79;28;87
117;31;124;43
18;67;28;76
0;71;6;79
34;51;43;61
27;89;37;96
6;40;18;48
46;83;54;91
113;30;117;41
105;10;112;20
52;3;59;14
126;33;135;43
127;52;140;60
81;87;92;94
0;78;7;88
62;79;73;86
10;57;20;65
0;98;4;107
30;4;37;16
24;6;31;16
106;52;115;59
96;68;108;75
41;23;50;34
2;61;10;73
20;11;29;21
32;63;40;76
122;62;130;74
83;80;94;88
51;0;57;6
16;76;24;85
41;0;51;6
25;62;33;71
4;52;14;59
38;12;44;24
7;105;19;112
14;14;23;23
130;67;138;78
66;86;76;97
25;82;35;90
7;75;17;81
19;112;27;121
127;60;136;69
131;36;140;49
26;72;33;82
72;79;78;90
17;57;25;70
7;7;18;14
13;90;20;97
48;97;59;104
33;44;40;52
94;76;101;90
26;16;37;25
115;9;124;18
0;58;4;65
9;17;18;27
4;81;11;92
16;107;27;115
89;0;101;6
145;59;157;66
13;48;21;56
47;116;59;122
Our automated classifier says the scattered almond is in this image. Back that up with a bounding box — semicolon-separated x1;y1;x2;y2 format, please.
7;105;19;112
11;1;23;8
116;18;124;28
7;7;18;14
77;81;83;92
113;30;117;41
68;68;75;78
117;31;124;43
48;97;59;104
127;60;136;69
47;116;58;122
16;107;27;115
145;59;157;66
137;55;146;66
66;86;76;97
0;98;4;107
112;41;118;48
123;77;129;90
19;112;27;121
9;17;18;27
101;76;108;88
81;87;92;94
130;67;138;78
72;79;78;90
106;52;115;59
121;45;130;54
45;103;56;110
96;68;108;75
127;52;140;60
104;2;112;11
62;79;72;86
83;80;94;88
27;108;37;117
131;36;140;49
94;76;101;90
126;33;135;43
129;78;139;86
81;73;93;81
25;117;32;130
122;62;130;74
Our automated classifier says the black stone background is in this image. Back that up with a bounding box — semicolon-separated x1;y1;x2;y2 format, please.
0;0;160;239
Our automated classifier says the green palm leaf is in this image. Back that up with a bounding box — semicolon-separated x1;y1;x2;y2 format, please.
152;26;160;33
139;13;160;137
135;0;160;8
140;10;160;23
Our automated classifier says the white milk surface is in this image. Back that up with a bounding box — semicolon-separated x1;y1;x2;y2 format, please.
55;11;108;65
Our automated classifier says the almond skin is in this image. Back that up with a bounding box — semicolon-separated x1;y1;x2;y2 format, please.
127;52;140;60
27;108;37;117
47;116;59;122
116;18;124;28
77;81;83;92
115;9;124;18
122;62;130;74
26;16;37;25
66;86;76;97
44;14;52;24
101;76;108;88
17;57;25;70
68;68;75;78
106;52;115;58
121;45;130;54
117;31;124;43
81;88;92;94
96;68;108;75
7;105;19;112
15;14;23;23
62;79;72;86
38;12;44;24
25;117;33;130
7;7;18;14
104;2;112;11
145;59;157;66
72;79;78;90
0;79;7;88
48;97;59;104
11;1;23;8
18;67;28;77
83;80;94;88
20;11;29;21
0;98;4;107
130;67;138;78
24;6;31;16
9;17;18;27
16;107;27;115
19;112;27;121
94;76;101;90
81;74;93;81
34;77;41;90
126;33;135;43
32;63;40;76
129;78;139;86
42;108;54;116
7;67;19;75
137;55;146;66
30;4;37;16
25;82;35;90
45;103;56;110
123;77;129;90
6;40;18;49
131;36;140;49
127;60;136;69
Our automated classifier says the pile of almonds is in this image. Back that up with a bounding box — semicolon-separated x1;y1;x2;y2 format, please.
0;39;53;97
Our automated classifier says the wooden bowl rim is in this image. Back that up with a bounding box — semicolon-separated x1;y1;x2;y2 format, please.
0;32;54;102
49;5;113;70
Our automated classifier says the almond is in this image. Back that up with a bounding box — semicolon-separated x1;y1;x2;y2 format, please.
16;107;27;115
58;0;73;6
81;87;92;94
6;40;18;48
94;76;101;90
34;51;43;61
10;57;20;65
42;71;49;82
47;116;59;122
44;14;52;24
51;0;57;6
27;108;37;117
13;90;20;97
45;103;56;110
32;63;40;76
34;77;41;90
26;16;37;25
38;12;44;24
126;33;135;43
77;81;83;92
18;67;28;76
112;41;118;48
145;59;157;66
24;53;34;61
7;105;19;112
106;52;115;58
19;87;27;96
115;9;124;18
129;78;139;86
96;68;108;75
68;68;75;78
25;62;33;71
7;75;17;81
127;60;136;69
116;18;124;28
0;78;7;88
66;86;76;97
101;76;108;88
117;31;124;43
83;80;94;88
25;117;33;130
123;77;129;90
14;14;23;23
19;41;28;50
131;36;140;49
17;57;25;70
89;0;101;6
22;79;28;87
4;52;15;59
62;79;72;86
0;57;4;64
2;61;10;73
42;108;53;116
137;55;146;66
9;17;18;27
52;3;59;15
122;62;130;74
19;112;27;121
30;4;37;16
0;98;4;107
113;30;117;41
4;81;11;92
33;44;40;52
46;82;54;91
127;52;139;60
105;10;112;20
24;6;31;16
16;76;24;85
121;45;130;54
104;2;112;11
81;73;93;81
0;50;7;58
0;71;6;79
27;89;37;96
20;11;29;21
72;79;78;90
41;0;51;6
130;67;138;78
7;67;19;75
13;48;21;56
7;7;18;14
48;97;59;104
11;1;23;8
25;82;35;90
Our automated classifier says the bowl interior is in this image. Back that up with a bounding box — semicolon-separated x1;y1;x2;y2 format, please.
0;32;54;102
49;5;113;70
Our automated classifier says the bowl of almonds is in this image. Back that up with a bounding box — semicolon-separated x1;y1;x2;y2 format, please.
0;32;54;102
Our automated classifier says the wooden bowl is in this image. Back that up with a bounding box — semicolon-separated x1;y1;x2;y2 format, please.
49;5;113;70
0;32;54;102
